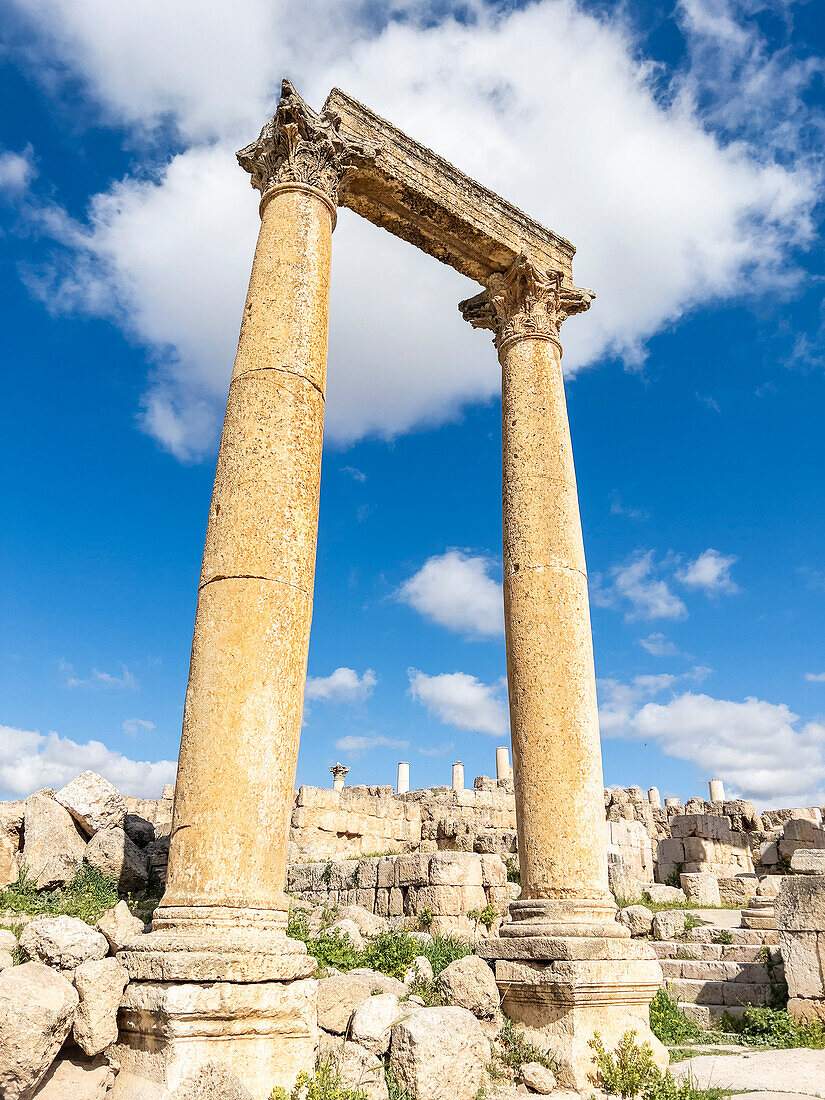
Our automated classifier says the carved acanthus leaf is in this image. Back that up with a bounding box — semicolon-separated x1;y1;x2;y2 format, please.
237;79;374;205
459;254;594;350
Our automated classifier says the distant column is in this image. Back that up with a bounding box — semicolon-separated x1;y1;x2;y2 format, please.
452;761;465;791
665;797;682;810
647;787;661;809
709;778;725;802
496;746;512;781
330;763;350;792
397;762;410;795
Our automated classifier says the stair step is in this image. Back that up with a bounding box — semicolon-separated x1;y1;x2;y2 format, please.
666;977;771;1006
660;959;773;982
651;941;779;964
678;1002;747;1028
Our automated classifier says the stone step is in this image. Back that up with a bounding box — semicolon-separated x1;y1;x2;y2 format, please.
660;959;775;982
678;1002;747;1028
667;977;771;1007
652;940;780;964
689;926;779;946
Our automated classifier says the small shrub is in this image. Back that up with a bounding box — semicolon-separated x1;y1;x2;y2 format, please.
649;989;702;1046
467;904;498;933
269;1060;368;1100
419;932;472;976
721;1005;825;1049
504;857;520;886
643;1075;728;1100
590;1030;660;1099
287;908;310;942
318;903;340;931
416;906;433;932
362;929;421;980
407;975;443;1006
305;929;364;972
0;864;118;924
681;913;703;937
713;930;733;945
321;862;333;886
497;1017;556;1072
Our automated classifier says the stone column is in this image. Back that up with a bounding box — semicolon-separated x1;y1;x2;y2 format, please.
330;763;350;792
709;777;725;802
114;81;370;1100
460;256;664;1088
648;787;662;809
452;761;465;791
496;746;512;781
397;762;410;795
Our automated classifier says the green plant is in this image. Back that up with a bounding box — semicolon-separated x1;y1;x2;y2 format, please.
321;862;333;886
305;929;364;972
504;857;520;886
416;906;433;932
268;1060;368;1100
318;904;340;931
721;1005;825;1049
0;865;119;924
713;930;733;945
497;1017;556;1072
287;908;311;941
471;903;498;932
680;913;703;938
590;1030;660;1098
642;1074;727;1100
384;1064;415;1100
648;989;702;1046
362;929;421;980
419;932;472;976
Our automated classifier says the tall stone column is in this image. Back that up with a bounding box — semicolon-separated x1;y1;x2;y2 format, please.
113;81;368;1100
461;257;664;1088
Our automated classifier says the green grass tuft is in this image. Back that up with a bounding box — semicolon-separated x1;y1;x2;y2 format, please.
0;865;118;924
721;1005;825;1049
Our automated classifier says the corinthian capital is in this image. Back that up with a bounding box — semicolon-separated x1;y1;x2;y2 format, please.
237;79;373;208
459;254;594;351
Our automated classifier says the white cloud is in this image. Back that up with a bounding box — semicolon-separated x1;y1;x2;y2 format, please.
418;741;455;757
341;466;367;483
122;718;155;736
593;550;688;621
334;734;408;758
408;669;509;737
609;493;649;521
678;548;739;595
638;633;682;657
306;667;376;704
0;724;176;799
398;551;503;639
0;145;36;194
805;672;825;683
10;0;820;459
60;661;138;690
598;675;825;805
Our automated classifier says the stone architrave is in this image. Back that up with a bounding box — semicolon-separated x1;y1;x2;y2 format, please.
460;257;665;1087
114;80;371;1099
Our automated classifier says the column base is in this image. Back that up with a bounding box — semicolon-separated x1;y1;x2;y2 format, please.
110;975;318;1100
478;932;666;1090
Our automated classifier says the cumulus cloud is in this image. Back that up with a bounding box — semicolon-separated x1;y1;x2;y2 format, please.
678;549;740;595
398;551;503;639
306;667;376;704
638;633;683;657
122;718;155;736
805;672;825;683
0;145;36;194
0;724;176;799
408;669;509;737
9;0;821;459
60;661;138;690
592;551;688;621
598;677;825;805
334;734;408;758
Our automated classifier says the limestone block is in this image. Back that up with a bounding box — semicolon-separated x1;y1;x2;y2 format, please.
350;992;419;1054
655;837;685;864
645;884;686;904
779;931;824;1000
791;849;825;874
416;885;488;916
96;901;145;953
776;875;825;932
717;875;759;907
395;854;430;887
389;1006;490;1100
328;919;365;950
55;772;126;836
403;956;434;986
0;950;13;971
123;813;155;848
760;839;781;866
788;997;825;1024
85;826;149;893
429;853;483;887
680;873;721;907
653;911;688;941
22;793;86;890
438;955;499;1018
377;858;396;889
355;889;377;911
479;855;507;887
0;962;79;1099
326;1041;389;1100
779;819;825;860
357;860;380;888
618;905;654;937
317;973;383;1034
388;887;405;917
519;1062;556;1094
338;905;389;937
20;916;108;973
31;1052;116;1099
72;956;129;1055
169;1059;254;1099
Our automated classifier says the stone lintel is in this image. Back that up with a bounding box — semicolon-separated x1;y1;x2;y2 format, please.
324;87;576;285
476;935;657;962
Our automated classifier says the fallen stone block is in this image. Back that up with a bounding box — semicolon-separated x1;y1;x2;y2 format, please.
96;900;145;952
390;1006;490;1100
438;954;500;1018
21;793;86;890
84;826;149;893
20;916;109;973
72;956;129;1056
55;772;126;835
30;1051;116;1099
0;961;79;1099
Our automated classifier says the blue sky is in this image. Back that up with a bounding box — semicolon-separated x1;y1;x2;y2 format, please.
1;0;824;806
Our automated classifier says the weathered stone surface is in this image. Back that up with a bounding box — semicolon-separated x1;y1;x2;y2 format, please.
20;916;108;972
618;905;654;937
404;956;434;986
350;992;419;1054
21;793;86;889
323;1042;388;1100
390;1006;490;1100
317;973;386;1034
84;826;149;893
55;772;126;835
779;931;823;1000
0;929;17;952
97;900;145;952
519;1062;557;1094
328;918;365;950
31;1052;116;1100
680;872;721;907
779;819;825;861
73;956;129;1055
338;904;390;937
776;875;825;932
439;955;500;1018
169;1059;254;1099
646;884;687;904
653;911;688;940
791;850;825;875
0;950;13;971
123;813;155;849
0;962;79;1099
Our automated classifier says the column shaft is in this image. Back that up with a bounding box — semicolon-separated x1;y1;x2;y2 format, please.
500;333;609;907
159;185;332;919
